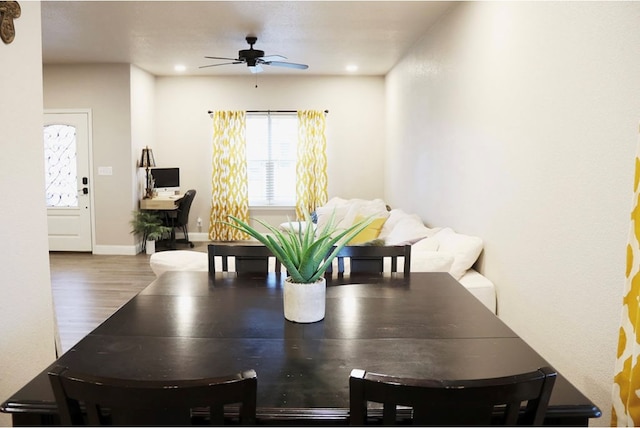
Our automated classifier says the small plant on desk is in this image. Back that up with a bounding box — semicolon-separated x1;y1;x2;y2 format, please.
130;211;172;253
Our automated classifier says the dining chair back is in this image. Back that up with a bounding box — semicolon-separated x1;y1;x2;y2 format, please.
327;245;411;274
349;366;556;425
208;244;282;273
48;365;257;426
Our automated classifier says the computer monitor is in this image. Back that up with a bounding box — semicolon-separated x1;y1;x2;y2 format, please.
151;167;180;194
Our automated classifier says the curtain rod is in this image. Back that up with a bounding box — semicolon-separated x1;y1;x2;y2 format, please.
207;109;329;115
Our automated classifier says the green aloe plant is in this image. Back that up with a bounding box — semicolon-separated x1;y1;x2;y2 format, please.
226;210;373;283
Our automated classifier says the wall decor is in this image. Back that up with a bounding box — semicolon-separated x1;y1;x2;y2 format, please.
0;1;20;44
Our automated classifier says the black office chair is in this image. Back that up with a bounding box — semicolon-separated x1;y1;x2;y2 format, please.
208;244;283;274
48;365;257;426
349;366;557;426
326;244;411;274
166;189;196;248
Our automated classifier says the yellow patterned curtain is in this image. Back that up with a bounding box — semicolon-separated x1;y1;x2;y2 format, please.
613;128;640;425
295;110;328;219
209;111;250;241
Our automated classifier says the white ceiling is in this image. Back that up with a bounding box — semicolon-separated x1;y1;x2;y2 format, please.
41;1;455;76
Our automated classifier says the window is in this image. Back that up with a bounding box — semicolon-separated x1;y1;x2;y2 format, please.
245;113;297;206
44;124;78;207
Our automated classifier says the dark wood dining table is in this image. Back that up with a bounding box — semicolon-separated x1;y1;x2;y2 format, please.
2;271;601;425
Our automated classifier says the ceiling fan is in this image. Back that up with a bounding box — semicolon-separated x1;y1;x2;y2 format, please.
200;36;309;73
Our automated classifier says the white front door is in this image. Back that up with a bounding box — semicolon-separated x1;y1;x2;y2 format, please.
44;111;93;252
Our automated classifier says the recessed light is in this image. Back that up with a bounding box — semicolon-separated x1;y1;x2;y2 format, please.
174;64;186;72
346;65;358;73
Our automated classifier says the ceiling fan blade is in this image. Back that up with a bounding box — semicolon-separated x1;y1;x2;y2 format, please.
198;61;243;69
204;56;241;61
264;61;309;70
249;64;264;74
202;38;305;73
259;55;287;62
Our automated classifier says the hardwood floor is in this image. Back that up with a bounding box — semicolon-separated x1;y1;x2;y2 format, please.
50;243;208;353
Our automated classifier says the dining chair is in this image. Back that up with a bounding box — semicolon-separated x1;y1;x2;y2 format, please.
349;366;557;426
327;244;412;274
208;244;283;273
48;365;257;426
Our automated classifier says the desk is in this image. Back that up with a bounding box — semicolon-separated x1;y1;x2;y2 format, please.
139;195;184;249
139;194;183;210
1;272;600;425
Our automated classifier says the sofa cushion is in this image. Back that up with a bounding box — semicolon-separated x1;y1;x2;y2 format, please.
458;269;496;313
433;228;483;280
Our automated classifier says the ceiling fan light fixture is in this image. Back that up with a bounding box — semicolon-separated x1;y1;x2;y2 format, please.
249;64;263;74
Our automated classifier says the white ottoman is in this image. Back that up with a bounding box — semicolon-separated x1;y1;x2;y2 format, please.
149;250;208;277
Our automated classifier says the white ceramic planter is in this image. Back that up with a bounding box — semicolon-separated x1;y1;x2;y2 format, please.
145;240;155;255
283;277;326;323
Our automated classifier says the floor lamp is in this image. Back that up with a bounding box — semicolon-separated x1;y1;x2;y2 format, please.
140;146;156;199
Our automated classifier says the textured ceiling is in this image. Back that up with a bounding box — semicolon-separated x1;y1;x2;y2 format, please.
41;1;455;76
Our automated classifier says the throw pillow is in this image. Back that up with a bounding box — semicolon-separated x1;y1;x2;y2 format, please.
315;203;351;233
412;236;439;252
315;198;389;237
384;214;432;246
433;228;483;280
349;216;387;245
338;199;389;232
378;209;409;241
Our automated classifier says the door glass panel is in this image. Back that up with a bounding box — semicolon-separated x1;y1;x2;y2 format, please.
44;124;78;208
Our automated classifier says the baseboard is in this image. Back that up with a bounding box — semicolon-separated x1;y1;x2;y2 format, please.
93;234;209;256
188;232;209;242
172;231;209;242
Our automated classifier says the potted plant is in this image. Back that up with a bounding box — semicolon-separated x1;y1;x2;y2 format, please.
226;211;373;323
130;211;172;254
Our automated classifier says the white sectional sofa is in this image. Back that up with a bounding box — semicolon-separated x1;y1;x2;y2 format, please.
313;197;496;313
151;197;497;314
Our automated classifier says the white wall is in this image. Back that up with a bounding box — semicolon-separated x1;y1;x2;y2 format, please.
43;64;136;253
41;71;384;248
0;2;57;425
386;2;640;425
130;65;157;213
153;75;385;233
